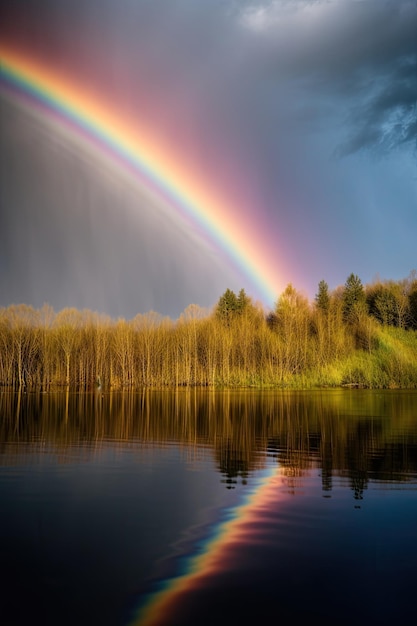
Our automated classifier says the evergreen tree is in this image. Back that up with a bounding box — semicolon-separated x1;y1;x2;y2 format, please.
236;288;250;314
342;274;366;322
216;288;252;323
315;280;330;312
216;289;239;324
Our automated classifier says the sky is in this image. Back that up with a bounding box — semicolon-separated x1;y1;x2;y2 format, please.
1;0;416;319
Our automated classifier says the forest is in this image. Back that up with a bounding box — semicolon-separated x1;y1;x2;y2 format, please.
1;272;417;390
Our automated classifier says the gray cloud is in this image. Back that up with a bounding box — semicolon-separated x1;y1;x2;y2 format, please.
239;0;417;155
336;55;417;156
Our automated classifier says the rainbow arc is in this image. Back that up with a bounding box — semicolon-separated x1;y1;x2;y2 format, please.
0;47;281;305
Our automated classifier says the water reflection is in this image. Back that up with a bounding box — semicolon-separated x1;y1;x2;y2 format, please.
1;389;417;500
1;389;417;626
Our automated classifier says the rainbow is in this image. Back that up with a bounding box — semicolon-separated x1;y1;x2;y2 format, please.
131;465;286;626
0;47;283;306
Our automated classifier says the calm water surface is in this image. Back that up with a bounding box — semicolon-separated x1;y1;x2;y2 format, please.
1;389;417;625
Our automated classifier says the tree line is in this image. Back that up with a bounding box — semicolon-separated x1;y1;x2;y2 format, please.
1;272;417;391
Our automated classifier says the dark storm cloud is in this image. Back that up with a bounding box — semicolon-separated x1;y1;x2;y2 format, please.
239;0;417;155
337;55;417;156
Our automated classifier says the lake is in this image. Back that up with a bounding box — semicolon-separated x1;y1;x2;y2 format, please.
1;389;417;625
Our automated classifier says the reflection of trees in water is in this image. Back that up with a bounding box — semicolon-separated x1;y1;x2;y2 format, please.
345;422;375;500
1;390;417;498
216;440;249;488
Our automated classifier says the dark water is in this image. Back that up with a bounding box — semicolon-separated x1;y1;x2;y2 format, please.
1;389;417;626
